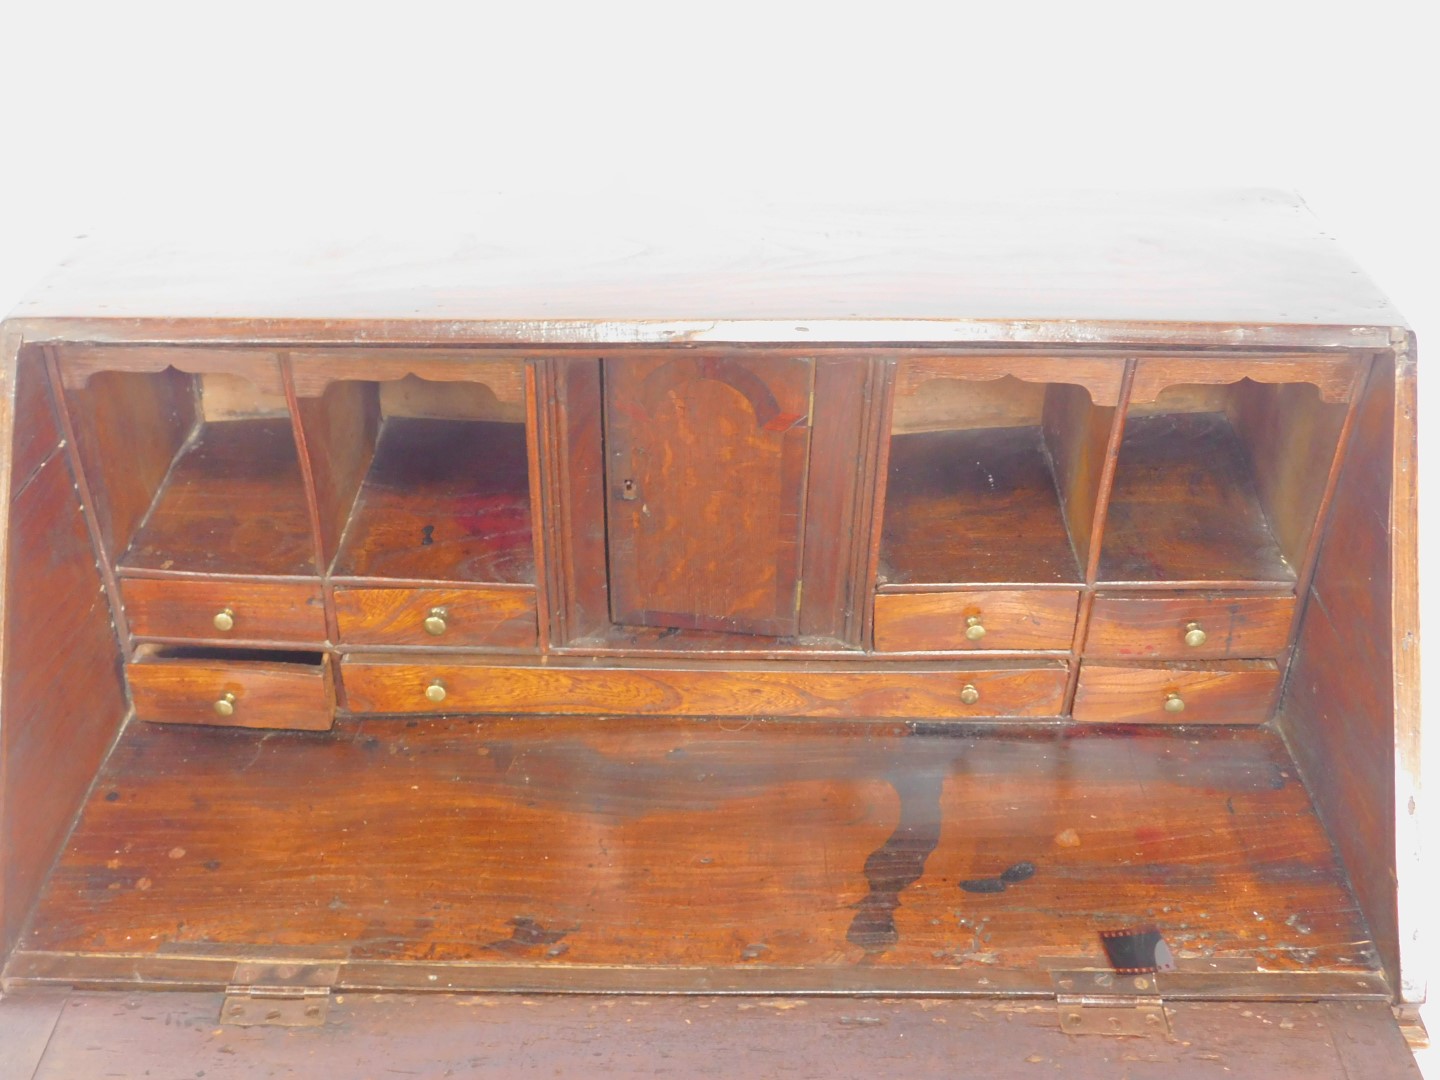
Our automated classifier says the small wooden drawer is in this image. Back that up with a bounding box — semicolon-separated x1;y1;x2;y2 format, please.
333;586;538;648
1071;661;1281;724
121;577;328;644
127;646;335;730
873;589;1080;652
1084;592;1295;660
340;658;1070;718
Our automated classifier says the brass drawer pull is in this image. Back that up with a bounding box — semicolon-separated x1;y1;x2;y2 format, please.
423;607;449;636
960;683;981;706
1163;692;1185;714
425;679;447;704
1183;622;1207;648
213;608;236;632
965;615;986;642
214;691;237;718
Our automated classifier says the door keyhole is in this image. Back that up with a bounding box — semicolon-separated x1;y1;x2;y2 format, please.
620;478;639;501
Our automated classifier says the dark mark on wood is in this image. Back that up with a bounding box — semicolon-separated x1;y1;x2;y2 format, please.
484;916;573;956
847;769;944;954
421;524;435;546
1000;861;1036;884
959;877;1007;894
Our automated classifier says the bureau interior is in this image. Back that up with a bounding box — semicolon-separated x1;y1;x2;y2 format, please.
2;343;1406;1004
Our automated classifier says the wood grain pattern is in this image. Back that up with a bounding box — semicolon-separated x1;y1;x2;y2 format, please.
1072;661;1281;724
120;417;317;576
880;426;1080;587
1084;593;1295;660
8;358;60;493
1098;412;1294;585
1227;379;1352;573
604;354;812;636
10;992;1422;1080
17;718;1375;984
1129;355;1361;405
333;586;537;649
121;577;328;644
341;658;1069;718
290;351;526;402
332;417;533;584
798;357;872;641
873;589;1079;652
896;355;1126;409
545;357;609;642
127;649;334;730
296;380;381;569
2;426;126;955
54;344;285;396
59;366;196;561
1041;382;1120;577
1276;352;1416;999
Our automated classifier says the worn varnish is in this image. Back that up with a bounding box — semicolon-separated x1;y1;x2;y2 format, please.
120;418;316;576
0;992;1421;1080
0;196;1422;1068
331;417;533;584
881;426;1081;586
17;718;1373;982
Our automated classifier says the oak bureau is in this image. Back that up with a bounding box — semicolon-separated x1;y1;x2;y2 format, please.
0;192;1424;1075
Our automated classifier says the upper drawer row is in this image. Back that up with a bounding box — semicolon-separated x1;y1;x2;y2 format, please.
873;589;1293;658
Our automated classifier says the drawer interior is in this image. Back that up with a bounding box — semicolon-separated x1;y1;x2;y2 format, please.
6;717;1383;993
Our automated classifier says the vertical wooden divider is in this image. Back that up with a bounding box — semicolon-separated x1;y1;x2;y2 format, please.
1061;359;1136;714
858;357;898;650
42;344;132;656
280;352;345;708
524;360;552;654
844;357;887;648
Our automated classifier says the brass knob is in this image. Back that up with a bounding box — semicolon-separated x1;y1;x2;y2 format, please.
214;691;237;718
213;608;235;632
423;608;449;636
1163;692;1185;714
959;683;980;706
965;615;986;642
1183;622;1207;648
425;680;447;704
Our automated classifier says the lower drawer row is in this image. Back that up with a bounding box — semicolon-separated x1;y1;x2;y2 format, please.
126;650;1283;729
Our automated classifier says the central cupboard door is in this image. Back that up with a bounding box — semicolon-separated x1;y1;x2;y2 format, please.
604;355;813;636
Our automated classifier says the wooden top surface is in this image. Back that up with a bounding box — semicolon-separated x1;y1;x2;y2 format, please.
3;191;1404;348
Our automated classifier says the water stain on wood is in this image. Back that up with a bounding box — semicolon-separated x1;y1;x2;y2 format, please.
847;770;945;954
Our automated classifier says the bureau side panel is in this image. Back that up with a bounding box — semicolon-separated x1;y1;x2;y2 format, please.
0;341;129;960
1276;346;1420;1002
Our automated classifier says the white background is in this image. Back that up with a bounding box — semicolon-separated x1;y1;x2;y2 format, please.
1;0;1436;1070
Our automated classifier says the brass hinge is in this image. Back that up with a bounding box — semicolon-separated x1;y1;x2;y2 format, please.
221;962;339;1027
1052;969;1170;1036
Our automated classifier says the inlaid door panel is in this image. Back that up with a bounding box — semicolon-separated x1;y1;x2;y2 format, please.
604;355;813;636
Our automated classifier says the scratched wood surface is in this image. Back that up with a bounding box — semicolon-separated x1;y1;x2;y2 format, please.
17;718;1375;983
0;991;1419;1080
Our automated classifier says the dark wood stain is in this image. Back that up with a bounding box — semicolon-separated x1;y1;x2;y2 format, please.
17;717;1374;980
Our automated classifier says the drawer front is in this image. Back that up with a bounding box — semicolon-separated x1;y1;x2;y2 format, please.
334;586;537;649
1071;662;1281;724
1084;593;1294;660
341;660;1070;719
122;578;328;643
873;589;1080;652
127;652;335;730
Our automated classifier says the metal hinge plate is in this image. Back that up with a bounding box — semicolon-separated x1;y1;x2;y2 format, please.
221;962;338;1027
1052;969;1170;1036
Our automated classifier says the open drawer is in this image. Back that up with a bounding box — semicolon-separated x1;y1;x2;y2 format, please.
126;646;336;731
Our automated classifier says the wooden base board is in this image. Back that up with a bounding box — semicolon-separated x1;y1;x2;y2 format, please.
9;718;1378;991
